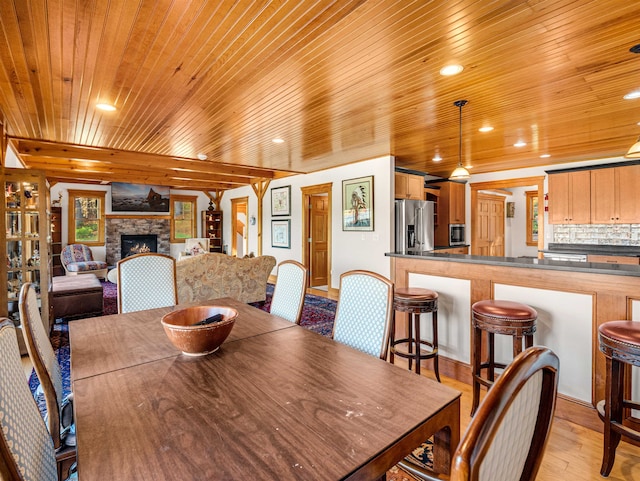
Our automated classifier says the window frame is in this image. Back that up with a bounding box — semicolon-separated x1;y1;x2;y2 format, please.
67;189;106;246
170;195;197;243
526;190;538;246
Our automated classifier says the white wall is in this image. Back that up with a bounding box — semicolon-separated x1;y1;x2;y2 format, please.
220;156;395;287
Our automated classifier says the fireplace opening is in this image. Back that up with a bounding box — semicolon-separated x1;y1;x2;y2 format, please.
121;234;158;259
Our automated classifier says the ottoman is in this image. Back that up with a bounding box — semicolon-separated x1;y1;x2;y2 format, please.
51;274;104;320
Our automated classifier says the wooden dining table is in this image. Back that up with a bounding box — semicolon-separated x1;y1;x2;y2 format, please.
69;298;461;480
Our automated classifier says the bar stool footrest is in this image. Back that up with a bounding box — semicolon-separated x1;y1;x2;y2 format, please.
391;340;438;360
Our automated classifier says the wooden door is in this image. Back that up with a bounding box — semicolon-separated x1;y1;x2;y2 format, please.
310;195;328;286
230;197;248;257
472;193;504;256
301;183;332;290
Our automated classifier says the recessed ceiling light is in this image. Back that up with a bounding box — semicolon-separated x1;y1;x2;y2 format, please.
478;126;494;132
439;64;463;76
624;90;640;100
96;103;116;111
432;153;442;162
272;138;285;144
513;141;527;147
540;154;551;158
197;153;208;161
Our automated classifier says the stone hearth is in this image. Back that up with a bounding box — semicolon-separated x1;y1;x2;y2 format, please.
106;217;170;265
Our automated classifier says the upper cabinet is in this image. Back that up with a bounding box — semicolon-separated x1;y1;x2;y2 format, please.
590;165;640;224
430;181;466;224
429;180;466;246
395;172;424;200
548;171;591;224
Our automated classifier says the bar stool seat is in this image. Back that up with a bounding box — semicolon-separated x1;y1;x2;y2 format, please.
471;299;537;416
390;287;440;381
597;320;640;477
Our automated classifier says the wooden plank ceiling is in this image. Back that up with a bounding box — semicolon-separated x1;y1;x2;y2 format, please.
0;0;639;190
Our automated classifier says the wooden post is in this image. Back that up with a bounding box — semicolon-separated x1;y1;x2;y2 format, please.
251;179;271;256
203;189;224;210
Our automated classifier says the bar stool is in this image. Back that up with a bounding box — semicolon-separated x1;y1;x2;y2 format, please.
471;299;537;416
390;287;440;381
597;320;640;477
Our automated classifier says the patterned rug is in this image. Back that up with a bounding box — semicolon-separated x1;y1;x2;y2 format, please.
30;282;431;479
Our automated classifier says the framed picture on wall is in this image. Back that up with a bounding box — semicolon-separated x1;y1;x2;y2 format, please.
342;175;373;231
271;219;291;248
271;185;291;216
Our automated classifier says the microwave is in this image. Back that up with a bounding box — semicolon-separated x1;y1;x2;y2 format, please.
449;224;466;246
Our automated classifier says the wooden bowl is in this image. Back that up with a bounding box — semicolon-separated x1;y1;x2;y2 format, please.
161;305;238;356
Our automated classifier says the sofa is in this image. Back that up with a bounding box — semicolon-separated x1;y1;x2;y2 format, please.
176;253;276;304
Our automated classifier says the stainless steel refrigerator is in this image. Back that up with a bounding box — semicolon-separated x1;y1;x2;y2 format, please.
395;199;435;254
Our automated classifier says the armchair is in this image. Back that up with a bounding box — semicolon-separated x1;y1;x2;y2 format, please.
61;244;108;279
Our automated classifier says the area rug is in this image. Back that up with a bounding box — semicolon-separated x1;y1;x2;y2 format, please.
31;282;431;479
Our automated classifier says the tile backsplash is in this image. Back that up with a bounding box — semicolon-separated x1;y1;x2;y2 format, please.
553;224;640;246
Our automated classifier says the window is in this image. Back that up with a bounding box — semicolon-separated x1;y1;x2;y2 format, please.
67;190;106;245
171;195;197;242
526;190;538;246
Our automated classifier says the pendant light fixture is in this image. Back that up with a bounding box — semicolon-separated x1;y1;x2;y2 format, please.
449;99;471;180
625;137;640;158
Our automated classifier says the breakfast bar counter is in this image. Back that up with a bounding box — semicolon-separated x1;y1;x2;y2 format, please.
387;251;640;431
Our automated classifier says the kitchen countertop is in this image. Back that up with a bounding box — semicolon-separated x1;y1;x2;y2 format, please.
386;251;640;277
540;243;640;257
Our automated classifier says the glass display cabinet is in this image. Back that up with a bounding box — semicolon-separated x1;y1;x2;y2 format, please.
1;168;51;354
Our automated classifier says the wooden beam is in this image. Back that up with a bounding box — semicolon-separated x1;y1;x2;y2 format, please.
12;138;289;179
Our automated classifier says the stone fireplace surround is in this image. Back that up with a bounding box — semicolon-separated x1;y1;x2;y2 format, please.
106;217;171;266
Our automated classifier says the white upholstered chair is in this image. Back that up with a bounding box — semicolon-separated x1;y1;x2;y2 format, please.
0;318;77;481
399;346;559;481
331;270;394;360
117;253;178;314
270;260;308;324
19;284;76;454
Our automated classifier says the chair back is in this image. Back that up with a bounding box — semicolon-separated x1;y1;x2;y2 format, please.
117;253;178;314
61;243;94;266
400;346;559;481
18;284;65;449
331;270;394;359
270;260;308;324
0;318;58;481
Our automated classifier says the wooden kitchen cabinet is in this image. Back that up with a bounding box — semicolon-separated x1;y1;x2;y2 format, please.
436;246;468;254
587;254;640;265
548;171;591;224
590;164;640;224
394;172;424;200
429;180;466;246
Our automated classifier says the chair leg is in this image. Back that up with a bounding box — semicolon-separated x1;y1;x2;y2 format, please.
389;311;396;364
512;333;523;358
487;332;495;382
471;324;482;416
408;314;414;372
601;357;624;477
432;310;440;382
